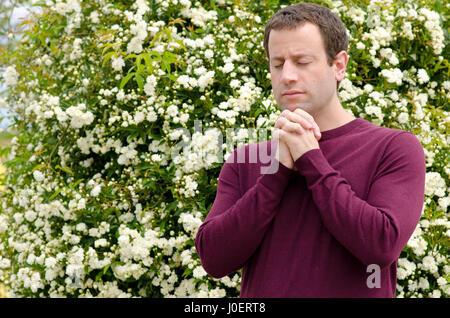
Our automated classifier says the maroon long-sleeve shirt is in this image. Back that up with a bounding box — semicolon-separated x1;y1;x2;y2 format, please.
195;118;426;297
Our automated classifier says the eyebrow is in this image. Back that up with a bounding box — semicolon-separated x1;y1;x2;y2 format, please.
270;53;313;61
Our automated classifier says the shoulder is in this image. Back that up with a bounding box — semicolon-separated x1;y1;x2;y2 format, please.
377;126;423;158
356;120;425;174
369;126;425;177
360;119;423;153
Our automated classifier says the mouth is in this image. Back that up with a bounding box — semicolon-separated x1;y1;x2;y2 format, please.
282;91;305;100
282;90;305;96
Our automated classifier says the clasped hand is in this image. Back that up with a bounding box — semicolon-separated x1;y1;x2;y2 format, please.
273;109;321;169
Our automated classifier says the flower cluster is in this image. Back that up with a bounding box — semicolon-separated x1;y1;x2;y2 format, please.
0;0;448;298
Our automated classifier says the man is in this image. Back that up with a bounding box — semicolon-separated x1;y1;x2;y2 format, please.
195;3;425;297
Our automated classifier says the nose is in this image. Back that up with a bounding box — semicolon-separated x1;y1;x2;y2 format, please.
280;60;298;85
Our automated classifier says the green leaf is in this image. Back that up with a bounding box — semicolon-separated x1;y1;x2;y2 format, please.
103;264;111;275
70;178;85;190
135;73;144;90
55;164;74;176
120;72;135;89
31;163;46;172
49;188;63;200
173;39;186;50
149;51;162;60
125;53;138;61
95;270;104;282
102;51;117;68
167;74;178;82
100;43;116;56
140;52;151;66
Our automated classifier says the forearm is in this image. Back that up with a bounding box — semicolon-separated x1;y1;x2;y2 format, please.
295;146;425;268
195;161;292;278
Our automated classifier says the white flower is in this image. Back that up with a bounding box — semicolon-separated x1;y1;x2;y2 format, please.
363;84;373;93
194;66;207;76
222;62;234;73
0;215;8;234
418;277;430;290
94;238;108;248
91;185;102;197
33;170;45;182
397;267;407;280
230;79;240;89
151;154;162;162
209;287;226;298
76;223;87;232
180;7;217;28
417;69;430;84
45;257;57;268
134;111;145;124
3;66;19;86
381;68;403;85
116;90;125;101
130;20;148;41
89;11;100;23
24;210;37;222
431;290;441;298
192;265;207;279
127;37;143;54
397;112;409;124
197;71;215;90
66;104;95;129
422;255;438;273
443;81;450;91
144;75;157;96
436;277;447;287
111;57;125;72
82;78;90;87
177;75;191;88
204;49;214;60
425;172;446;197
437;196;449;211
179;212;202;235
166;105;179;117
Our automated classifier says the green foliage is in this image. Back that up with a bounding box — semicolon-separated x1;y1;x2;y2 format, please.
0;0;448;298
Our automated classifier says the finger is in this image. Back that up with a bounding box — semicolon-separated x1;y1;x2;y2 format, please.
280;120;305;135
282;110;314;129
293;109;321;139
272;127;281;140
281;111;321;140
275;116;300;132
274;116;285;129
293;108;314;122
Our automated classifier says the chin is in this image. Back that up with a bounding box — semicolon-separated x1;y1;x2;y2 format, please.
287;105;304;112
286;103;311;113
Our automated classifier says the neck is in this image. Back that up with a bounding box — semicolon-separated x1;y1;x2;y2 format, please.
312;95;356;133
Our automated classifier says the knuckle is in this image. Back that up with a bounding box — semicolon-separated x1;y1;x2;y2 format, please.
281;110;290;117
294;108;314;121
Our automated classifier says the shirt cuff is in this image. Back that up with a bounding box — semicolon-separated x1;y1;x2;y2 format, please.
259;159;293;193
294;149;336;188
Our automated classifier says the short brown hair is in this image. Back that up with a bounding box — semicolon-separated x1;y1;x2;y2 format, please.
263;3;348;67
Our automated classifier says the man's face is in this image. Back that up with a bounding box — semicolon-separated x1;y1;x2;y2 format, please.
268;22;339;117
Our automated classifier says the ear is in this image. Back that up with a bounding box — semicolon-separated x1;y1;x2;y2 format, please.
333;50;348;82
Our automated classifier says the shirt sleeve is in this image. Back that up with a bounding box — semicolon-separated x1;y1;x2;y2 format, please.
294;132;426;269
195;147;293;278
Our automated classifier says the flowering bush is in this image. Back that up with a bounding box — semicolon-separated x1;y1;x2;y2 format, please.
0;0;448;298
